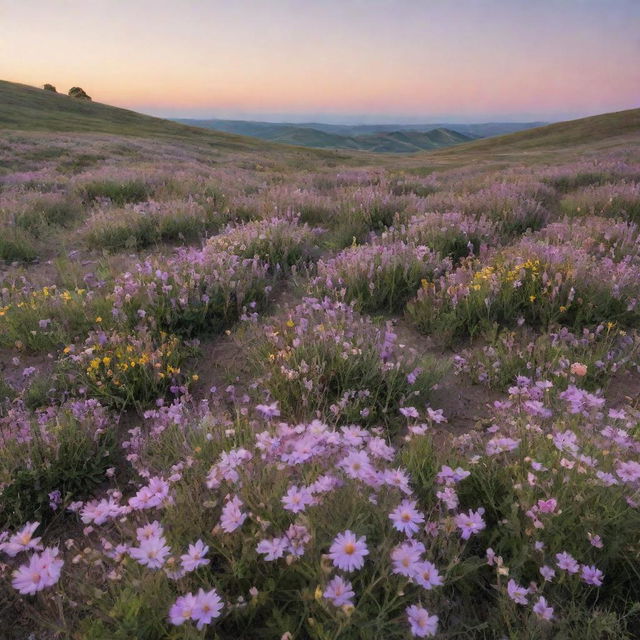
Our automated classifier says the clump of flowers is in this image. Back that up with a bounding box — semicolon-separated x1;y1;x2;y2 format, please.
205;213;323;270
390;211;500;261
310;241;449;313
67;327;191;409
454;324;639;392
111;247;270;337
254;297;443;425
408;238;640;340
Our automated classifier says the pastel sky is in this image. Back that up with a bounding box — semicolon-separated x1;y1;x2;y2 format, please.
1;0;639;123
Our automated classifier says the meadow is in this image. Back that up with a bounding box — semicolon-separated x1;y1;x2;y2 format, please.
1;84;640;639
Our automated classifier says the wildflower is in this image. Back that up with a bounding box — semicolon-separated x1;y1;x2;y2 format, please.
219;496;247;533
2;522;42;557
329;530;369;572
256;537;287;561
192;588;224;629
537;498;557;513
12;547;63;595
413;561;444;590
616;460;640;483
406;604;438;637
130;535;171;569
391;540;424;577
256;402;280;419
539;565;555;582
281;485;314;513
455;508;486;540
555;551;579;574
400;406;420;419
169;592;198;626
323;575;355;607
181;540;210;572
570;362;588;377
581;564;604;586
533;596;554;620
389;499;425;536
507;579;528;605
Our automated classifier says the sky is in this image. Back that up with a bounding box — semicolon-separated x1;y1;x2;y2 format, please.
1;0;639;124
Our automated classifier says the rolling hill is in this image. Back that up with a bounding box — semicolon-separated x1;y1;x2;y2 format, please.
429;107;640;157
0;79;280;153
1;79;638;162
175;118;475;152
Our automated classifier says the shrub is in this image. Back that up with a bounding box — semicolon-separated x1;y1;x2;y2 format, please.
454;325;639;392
0;283;113;352
65;327;192;410
390;211;500;261
253;297;444;426
68;86;91;100
407;240;640;341
42;84;57;92
111;248;270;338
0;399;115;527
205;214;322;270
81;179;149;205
83;200;223;251
560;182;640;223
310;241;449;313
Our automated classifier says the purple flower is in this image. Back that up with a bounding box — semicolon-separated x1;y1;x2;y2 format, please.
507;579;528;605
455;508;486;540
581;564;604;586
389;499;425;536
323;575;355;607
533;596;554;620
406;604;438;637
329;530;369;572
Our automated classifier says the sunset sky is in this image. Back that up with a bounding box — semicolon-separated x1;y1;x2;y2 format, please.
1;0;638;124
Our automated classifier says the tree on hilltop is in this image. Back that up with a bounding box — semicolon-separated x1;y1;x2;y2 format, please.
68;87;92;101
43;83;57;92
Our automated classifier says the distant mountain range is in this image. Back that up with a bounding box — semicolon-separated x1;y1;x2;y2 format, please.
174;118;547;152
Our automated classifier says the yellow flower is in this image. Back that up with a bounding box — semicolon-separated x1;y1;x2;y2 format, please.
95;316;102;323
286;319;295;328
529;295;536;302
191;374;199;381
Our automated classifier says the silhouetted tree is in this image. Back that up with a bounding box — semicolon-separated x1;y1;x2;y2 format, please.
68;87;92;101
42;84;57;92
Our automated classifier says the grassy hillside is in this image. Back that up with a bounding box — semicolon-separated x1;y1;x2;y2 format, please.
433;107;640;156
0;80;281;152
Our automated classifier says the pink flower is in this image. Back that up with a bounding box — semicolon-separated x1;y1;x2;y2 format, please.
169;592;198;626
2;522;42;557
570;362;588;377
400;407;420;419
256;537;287;561
281;485;314;513
219;495;247;533
192;588;224;629
581;564;604;586
555;551;579;574
130;535;171;569
391;540;425;577
12;547;63;595
413;561;444;590
181;539;210;572
507;579;528;605
533;596;554;620
389;500;425;536
323;575;355;607
536;498;557;513
616;460;640;483
256;402;280;419
455;509;486;540
328;530;369;572
406;604;438;637
539;565;555;582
